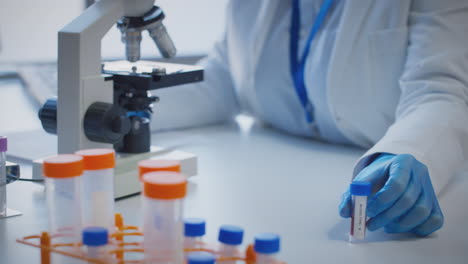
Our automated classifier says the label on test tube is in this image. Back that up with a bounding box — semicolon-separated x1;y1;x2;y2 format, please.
349;181;372;242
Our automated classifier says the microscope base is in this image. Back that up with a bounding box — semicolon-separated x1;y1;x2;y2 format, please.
32;146;197;199
0;208;22;219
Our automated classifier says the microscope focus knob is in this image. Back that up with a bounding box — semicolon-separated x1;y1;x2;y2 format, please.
84;102;131;144
38;98;58;134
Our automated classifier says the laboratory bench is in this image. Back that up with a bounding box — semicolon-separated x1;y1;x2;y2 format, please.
1;73;468;264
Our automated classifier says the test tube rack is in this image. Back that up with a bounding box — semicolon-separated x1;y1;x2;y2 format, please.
17;213;286;264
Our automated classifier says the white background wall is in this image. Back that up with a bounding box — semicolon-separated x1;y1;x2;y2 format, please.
0;0;229;63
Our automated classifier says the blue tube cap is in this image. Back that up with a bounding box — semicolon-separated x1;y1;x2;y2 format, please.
187;252;216;264
218;225;244;245
184;218;206;237
350;181;372;196
254;233;280;254
82;227;108;246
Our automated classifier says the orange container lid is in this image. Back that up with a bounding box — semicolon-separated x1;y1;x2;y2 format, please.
138;159;181;180
43;154;83;178
142;171;187;200
75;148;115;170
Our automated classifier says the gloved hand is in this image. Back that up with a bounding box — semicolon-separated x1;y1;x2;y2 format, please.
338;153;444;236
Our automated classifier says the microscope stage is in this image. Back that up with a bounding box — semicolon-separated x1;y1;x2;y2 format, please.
102;60;204;90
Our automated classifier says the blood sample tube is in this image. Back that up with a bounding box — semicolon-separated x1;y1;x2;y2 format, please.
187;252;216;264
142;171;187;263
349;181;372;243
82;227;110;261
254;233;281;264
218;225;244;264
184;218;206;249
75;148;115;232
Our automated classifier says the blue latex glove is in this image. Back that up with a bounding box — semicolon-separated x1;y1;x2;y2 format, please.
339;153;444;236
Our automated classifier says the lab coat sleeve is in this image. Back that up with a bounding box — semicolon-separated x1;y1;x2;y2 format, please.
149;33;239;131
353;0;468;193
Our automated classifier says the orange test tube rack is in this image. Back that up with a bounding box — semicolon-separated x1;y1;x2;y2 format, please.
17;213;286;264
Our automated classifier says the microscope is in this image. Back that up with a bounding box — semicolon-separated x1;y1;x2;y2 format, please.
36;0;202;198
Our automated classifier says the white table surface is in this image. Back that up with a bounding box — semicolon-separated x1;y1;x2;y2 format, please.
1;75;468;264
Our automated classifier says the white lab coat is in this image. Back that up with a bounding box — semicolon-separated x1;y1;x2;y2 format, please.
152;0;468;193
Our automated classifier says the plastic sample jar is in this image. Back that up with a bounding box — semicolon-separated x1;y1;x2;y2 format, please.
75;148;116;232
138;159;181;181
218;225;244;264
187;252;216;264
142;171;187;263
43;155;83;243
184;218;206;249
0;136;7;217
82;227;109;261
254;233;281;264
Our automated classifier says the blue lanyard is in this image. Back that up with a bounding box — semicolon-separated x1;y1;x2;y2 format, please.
289;0;336;123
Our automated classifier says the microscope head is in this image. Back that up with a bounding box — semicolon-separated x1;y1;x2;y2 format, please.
118;6;176;62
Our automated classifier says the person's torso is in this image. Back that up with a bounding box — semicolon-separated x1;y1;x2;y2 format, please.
226;0;411;147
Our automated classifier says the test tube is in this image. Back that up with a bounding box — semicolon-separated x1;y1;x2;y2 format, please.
82;227;109;261
75;149;116;232
218;225;244;264
138;159;181;181
349;181;372;243
254;233;281;264
142;171;187;264
0;136;7;217
187;252;216;264
43;155;83;243
184;218;206;249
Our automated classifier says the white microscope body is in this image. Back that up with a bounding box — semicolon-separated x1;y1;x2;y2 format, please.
43;0;198;198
